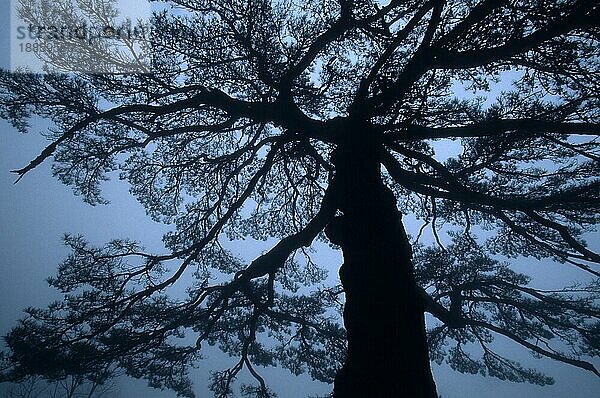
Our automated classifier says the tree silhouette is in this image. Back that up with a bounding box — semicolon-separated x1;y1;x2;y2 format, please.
2;374;117;398
1;0;600;397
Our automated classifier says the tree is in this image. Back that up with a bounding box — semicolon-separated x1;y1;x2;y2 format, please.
1;0;599;397
2;374;117;398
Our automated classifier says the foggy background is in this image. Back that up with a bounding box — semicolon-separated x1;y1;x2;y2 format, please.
1;1;599;397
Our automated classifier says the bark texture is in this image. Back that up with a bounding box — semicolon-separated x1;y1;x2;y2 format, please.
329;123;437;398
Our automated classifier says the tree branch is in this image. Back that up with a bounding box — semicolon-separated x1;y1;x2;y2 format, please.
433;0;597;69
385;120;600;141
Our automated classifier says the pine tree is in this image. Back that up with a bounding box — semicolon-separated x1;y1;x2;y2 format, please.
1;1;599;397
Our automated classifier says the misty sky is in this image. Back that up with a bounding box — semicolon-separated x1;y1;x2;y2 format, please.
1;1;599;397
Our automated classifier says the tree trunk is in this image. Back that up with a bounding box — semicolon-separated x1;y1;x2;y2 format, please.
328;123;437;398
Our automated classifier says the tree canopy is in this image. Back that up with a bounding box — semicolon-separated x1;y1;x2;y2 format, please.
1;0;599;397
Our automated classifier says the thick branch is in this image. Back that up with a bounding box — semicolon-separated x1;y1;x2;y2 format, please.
385;120;600;141
433;0;597;69
468;319;600;377
11;88;332;181
419;284;600;377
235;180;337;282
352;0;437;109
382;149;600;213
